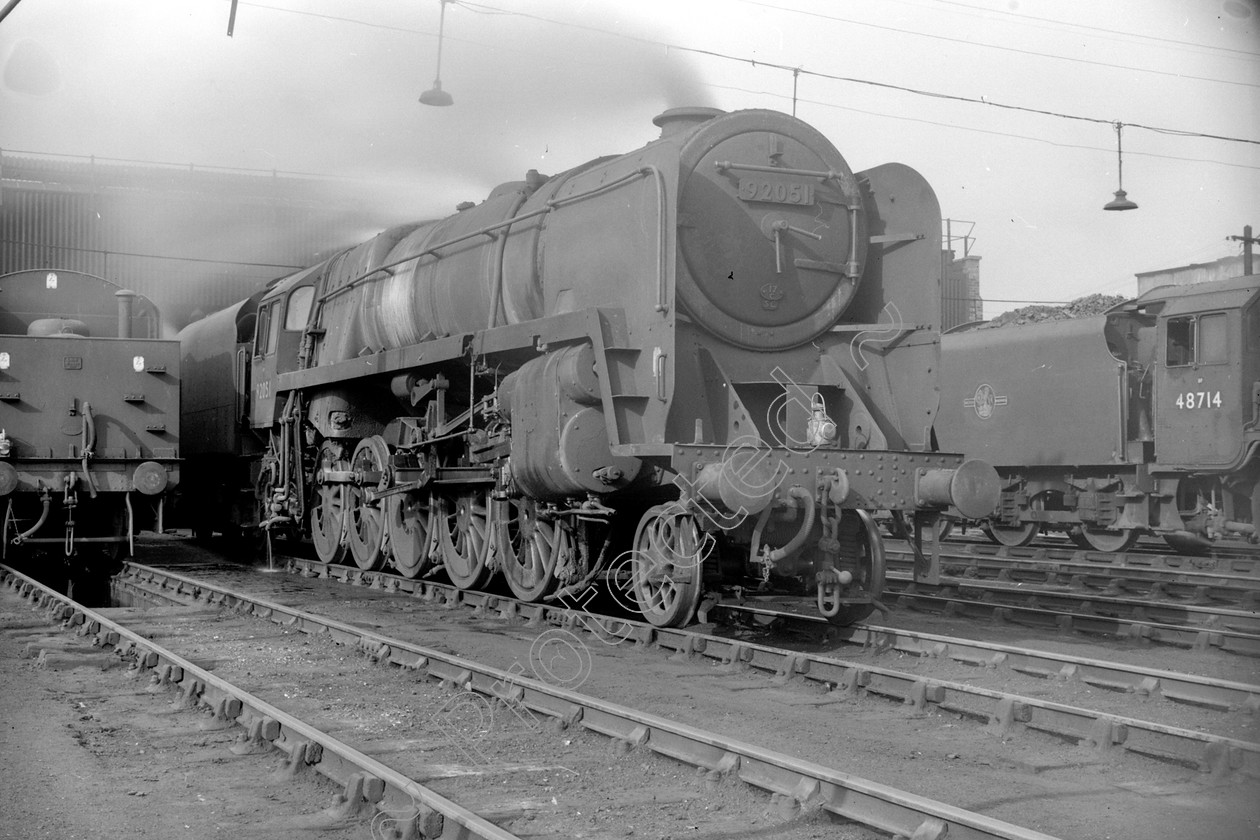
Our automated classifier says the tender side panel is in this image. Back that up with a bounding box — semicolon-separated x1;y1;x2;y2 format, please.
179;301;252;458
0;335;179;490
938;317;1123;469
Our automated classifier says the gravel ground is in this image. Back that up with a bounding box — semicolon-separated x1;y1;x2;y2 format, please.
0;592;364;840
4;535;1260;840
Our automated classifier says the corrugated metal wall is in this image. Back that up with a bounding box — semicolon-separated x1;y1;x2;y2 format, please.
1;188;101;274
1;153;385;333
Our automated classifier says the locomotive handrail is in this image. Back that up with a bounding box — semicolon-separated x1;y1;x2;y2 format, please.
713;160;845;181
1115;361;1128;464
312;166;670;316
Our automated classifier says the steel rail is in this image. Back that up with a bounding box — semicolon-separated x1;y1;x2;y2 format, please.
712;601;1260;712
883;572;1260;636
0;566;523;840
883;589;1260;656
103;560;1067;840
255;555;1260;711
907;536;1260;576
883;542;1260;604
120;559;1260;780
882;541;1260;601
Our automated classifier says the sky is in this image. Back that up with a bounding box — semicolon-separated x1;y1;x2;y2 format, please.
1;0;1257;319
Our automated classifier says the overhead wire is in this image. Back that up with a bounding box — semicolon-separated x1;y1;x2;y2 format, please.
451;0;1260;147
729;0;1260;88
918;0;1260;60
233;0;1260;148
707;83;1260;171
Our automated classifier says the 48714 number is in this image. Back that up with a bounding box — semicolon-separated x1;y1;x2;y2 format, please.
1175;391;1221;409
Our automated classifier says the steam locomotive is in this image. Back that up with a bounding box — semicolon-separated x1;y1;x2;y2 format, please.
0;269;180;593
179;107;997;626
936;274;1259;553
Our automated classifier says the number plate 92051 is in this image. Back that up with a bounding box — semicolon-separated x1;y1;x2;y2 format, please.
737;178;814;206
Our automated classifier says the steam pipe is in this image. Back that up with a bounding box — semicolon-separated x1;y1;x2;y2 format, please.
11;493;51;543
115;289;136;339
125;491;135;556
80;403;98;498
318;167;662;310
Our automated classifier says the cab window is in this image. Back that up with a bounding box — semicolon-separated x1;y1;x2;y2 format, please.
267;303;282;353
1167;313;1228;367
255;304;273;356
1166;317;1194;366
1197;313;1227;364
285;286;314;331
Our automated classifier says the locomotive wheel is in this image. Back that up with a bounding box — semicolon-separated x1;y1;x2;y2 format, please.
499;499;570;602
437;489;494;590
1078;525;1139;553
981;493;1044;547
385;491;435;578
346;436;390;571
631;504;707;628
310;445;349;565
825;509;887;626
982;520;1039;547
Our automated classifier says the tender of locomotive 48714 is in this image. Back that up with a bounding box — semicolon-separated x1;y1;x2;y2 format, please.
180;107;997;626
937;274;1259;552
0;269;180;590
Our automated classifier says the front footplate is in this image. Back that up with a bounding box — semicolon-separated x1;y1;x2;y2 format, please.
668;444;997;517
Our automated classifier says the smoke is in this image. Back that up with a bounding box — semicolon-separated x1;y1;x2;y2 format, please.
0;0;714;325
2;1;713;198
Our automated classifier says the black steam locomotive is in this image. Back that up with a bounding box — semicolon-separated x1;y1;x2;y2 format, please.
179;107;997;626
0;269;180;594
937;274;1259;553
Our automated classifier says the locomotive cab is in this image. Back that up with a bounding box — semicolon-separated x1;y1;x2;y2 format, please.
1150;276;1260;545
1152;280;1256;470
250;266;320;428
938;274;1258;554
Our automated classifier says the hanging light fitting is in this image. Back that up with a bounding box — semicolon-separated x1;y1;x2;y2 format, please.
1103;121;1138;211
420;0;453;106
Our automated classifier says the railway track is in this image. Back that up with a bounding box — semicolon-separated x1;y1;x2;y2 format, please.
885;539;1260;607
117;552;1260;781
882;575;1260;655
912;534;1260;577
4;562;1070;840
2;567;519;839
877;538;1260;654
706;601;1260;713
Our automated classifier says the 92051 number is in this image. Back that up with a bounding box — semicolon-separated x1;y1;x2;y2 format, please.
1175;391;1221;409
737;178;814;205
